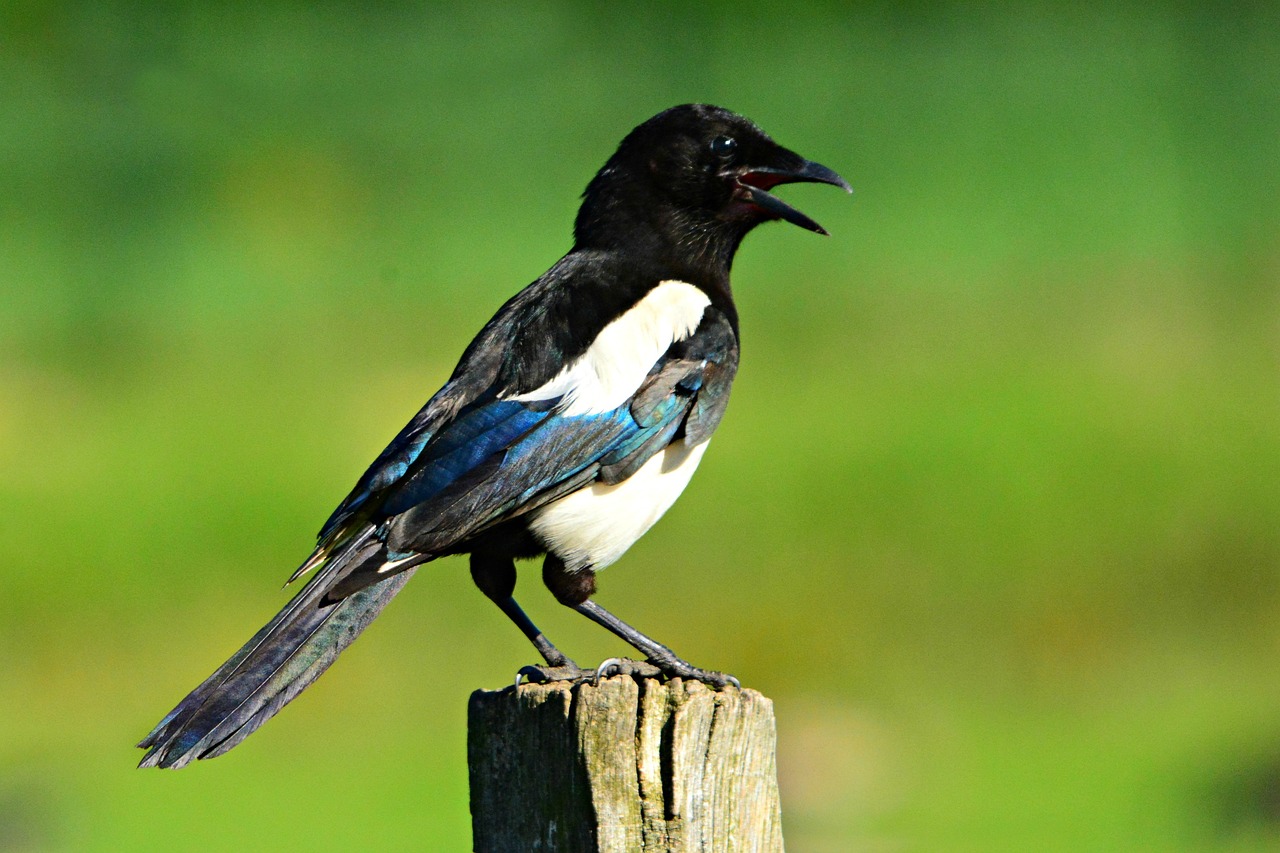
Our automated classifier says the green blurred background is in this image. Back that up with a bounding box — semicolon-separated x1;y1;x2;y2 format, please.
3;2;1278;850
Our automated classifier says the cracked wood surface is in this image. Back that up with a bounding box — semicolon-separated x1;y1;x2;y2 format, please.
468;675;784;852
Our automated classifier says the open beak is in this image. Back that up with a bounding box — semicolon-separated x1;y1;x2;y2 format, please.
733;157;852;235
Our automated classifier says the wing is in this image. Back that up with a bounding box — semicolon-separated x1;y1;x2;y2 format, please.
304;251;620;567
321;307;739;598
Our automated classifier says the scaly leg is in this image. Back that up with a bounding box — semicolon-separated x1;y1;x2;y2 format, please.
470;552;584;681
542;554;738;688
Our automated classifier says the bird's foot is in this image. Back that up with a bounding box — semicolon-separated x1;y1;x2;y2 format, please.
592;657;662;683
513;659;663;687
514;662;591;687
594;655;739;689
648;654;740;689
515;657;739;690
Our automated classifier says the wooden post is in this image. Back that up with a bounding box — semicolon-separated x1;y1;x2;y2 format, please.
468;675;784;852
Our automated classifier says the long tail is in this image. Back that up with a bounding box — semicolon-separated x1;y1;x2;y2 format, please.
137;537;418;769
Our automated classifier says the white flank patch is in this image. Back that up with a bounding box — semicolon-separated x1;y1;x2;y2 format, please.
530;438;710;572
509;280;710;416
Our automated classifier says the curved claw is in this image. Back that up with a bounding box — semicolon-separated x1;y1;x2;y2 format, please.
593;658;624;685
687;670;739;690
514;665;545;689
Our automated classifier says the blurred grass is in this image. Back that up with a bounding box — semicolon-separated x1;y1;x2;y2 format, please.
2;2;1279;850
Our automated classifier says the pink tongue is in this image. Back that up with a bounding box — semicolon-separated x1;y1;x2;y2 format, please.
739;171;787;191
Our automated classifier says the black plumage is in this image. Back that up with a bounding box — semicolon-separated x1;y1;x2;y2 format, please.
138;103;849;768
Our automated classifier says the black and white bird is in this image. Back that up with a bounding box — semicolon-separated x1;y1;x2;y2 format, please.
138;104;850;768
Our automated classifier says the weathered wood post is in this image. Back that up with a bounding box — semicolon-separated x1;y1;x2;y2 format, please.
468;675;784;851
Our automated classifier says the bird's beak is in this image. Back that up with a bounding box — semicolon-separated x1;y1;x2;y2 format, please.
732;157;852;236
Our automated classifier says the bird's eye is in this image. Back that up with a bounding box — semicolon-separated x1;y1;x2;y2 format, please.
710;135;737;159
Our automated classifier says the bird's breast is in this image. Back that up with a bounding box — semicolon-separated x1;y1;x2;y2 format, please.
528;437;710;572
507;280;711;416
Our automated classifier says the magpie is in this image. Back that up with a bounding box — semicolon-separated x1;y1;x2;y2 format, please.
137;104;850;768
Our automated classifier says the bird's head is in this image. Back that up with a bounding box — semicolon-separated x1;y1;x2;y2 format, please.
575;104;851;269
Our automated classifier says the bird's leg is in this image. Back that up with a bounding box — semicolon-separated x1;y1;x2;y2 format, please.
572;600;739;688
469;553;585;682
542;555;739;689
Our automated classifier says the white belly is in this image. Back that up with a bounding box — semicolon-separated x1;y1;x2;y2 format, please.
530;438;710;572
